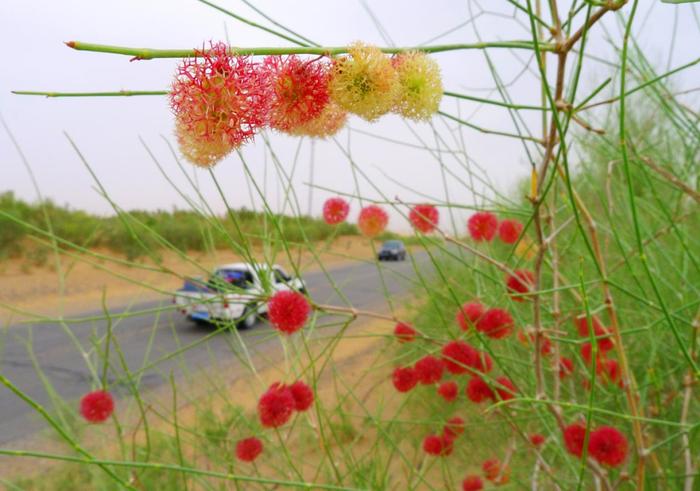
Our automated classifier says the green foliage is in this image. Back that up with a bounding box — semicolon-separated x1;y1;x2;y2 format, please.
0;192;359;260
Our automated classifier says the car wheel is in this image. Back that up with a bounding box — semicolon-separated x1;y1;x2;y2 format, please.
237;305;257;330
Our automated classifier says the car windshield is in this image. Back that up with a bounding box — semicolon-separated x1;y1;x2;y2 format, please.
383;241;403;250
208;269;254;291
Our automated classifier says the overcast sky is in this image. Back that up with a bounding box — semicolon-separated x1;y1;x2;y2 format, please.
1;1;699;232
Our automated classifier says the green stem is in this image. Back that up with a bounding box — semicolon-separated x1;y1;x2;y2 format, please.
0;449;357;490
443;90;549;111
12;90;167;97
64;40;555;59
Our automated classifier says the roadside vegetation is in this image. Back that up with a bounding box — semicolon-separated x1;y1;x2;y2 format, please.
2;2;699;491
0;191;359;263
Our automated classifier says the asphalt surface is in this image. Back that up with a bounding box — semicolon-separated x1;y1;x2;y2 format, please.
0;253;431;445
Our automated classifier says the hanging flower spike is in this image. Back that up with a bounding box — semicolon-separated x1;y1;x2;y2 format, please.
506;270;535;302
559;357;575;379
393;322;417;342
588;426;629;467
263;55;330;132
329;42;399;121
476;308;514;339
358;204;389;237
267;290;310;335
79;390;115;423
408;204;439;233
170;42;269;165
258;383;295;428
236;437;263;462
456;301;485;332
467;212;498;242
498;218;524;244
322;196;350;225
392;51;443;121
288;101;348;138
175;119;232;168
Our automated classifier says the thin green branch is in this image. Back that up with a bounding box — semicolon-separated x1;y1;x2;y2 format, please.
12;90;168;97
64;40;556;59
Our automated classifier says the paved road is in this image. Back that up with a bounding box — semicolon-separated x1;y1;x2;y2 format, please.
0;254;431;445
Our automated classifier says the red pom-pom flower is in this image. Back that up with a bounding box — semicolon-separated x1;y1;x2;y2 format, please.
437;381;459;402
392;366;418;393
409;204;439;233
358;205;389;237
466;377;494;403
498;219;523;244
236;437;263;462
456;301;485;332
441;340;478;374
170;42;269;165
467;212;498;242
414;355;444;385
289;381;314;411
262;55;330;132
79;390;115;423
563;423;588;457
588;426;628;467
462;475;484;491
258;383;295;428
322;197;350;225
393;322;416;343
506;270;535;302
476;308;514;339
267;290;310;334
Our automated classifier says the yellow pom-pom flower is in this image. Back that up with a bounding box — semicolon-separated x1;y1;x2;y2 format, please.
392;51;443;120
329;43;399;121
175;119;232;168
288;102;348;138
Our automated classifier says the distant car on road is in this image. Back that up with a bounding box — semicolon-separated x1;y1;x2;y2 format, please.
377;240;407;261
173;263;306;328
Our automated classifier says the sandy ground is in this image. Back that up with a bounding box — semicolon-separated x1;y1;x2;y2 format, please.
0;236;378;324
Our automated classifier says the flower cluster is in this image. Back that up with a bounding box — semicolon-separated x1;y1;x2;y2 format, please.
422;416;466;457
456;300;514;339
563;422;628;467
170;42;443;166
467;211;525;247
258;380;314;428
571;314;622;388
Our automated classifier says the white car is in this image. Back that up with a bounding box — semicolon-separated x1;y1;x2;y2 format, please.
173;263;306;328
